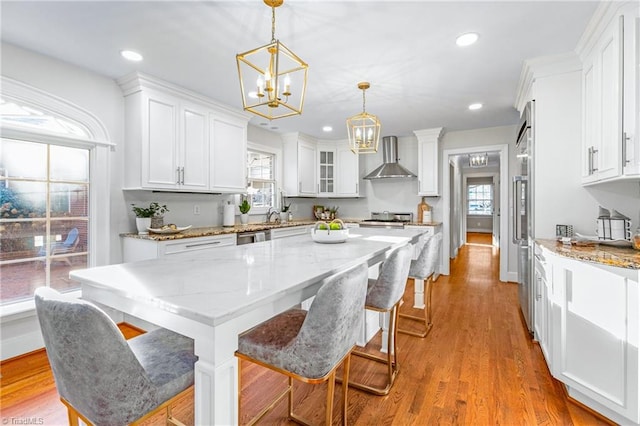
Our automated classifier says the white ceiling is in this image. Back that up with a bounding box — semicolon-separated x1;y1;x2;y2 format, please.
1;1;599;140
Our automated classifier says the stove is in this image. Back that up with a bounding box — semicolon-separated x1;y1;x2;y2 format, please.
359;212;413;229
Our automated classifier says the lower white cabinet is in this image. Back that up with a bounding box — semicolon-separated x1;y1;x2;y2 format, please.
270;225;313;240
122;234;236;262
539;245;639;425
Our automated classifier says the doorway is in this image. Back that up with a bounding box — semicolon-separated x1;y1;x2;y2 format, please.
442;144;509;282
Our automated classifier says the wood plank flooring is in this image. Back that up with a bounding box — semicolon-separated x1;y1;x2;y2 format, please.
1;233;612;425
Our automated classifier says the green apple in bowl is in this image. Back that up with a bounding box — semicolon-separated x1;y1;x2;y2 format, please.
329;222;342;230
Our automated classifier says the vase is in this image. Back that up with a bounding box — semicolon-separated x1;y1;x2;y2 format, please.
280;212;288;223
136;217;151;235
240;213;249;225
150;216;164;229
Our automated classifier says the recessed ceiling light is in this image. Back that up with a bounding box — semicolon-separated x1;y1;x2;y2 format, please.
456;33;479;47
468;103;483;110
120;50;143;62
322;126;333;132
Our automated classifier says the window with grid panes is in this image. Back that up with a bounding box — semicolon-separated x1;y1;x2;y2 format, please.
467;183;493;216
247;150;276;209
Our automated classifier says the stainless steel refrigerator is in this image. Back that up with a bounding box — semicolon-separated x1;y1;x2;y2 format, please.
513;101;534;335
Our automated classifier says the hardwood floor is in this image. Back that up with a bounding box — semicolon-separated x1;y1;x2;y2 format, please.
1;233;612;425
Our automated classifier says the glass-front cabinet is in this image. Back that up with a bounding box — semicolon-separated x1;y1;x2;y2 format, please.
318;147;335;196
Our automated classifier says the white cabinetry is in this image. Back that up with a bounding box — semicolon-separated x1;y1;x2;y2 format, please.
317;144;335;196
283;134;361;198
316;142;360;197
122;234;236;262
539;245;639;425
533;247;554;365
414;128;443;196
579;2;639;183
282;132;317;197
210;115;247;192
335;143;360;197
119;73;249;193
270;225;312;240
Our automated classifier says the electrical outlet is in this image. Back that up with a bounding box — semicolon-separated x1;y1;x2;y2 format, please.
194;205;201;215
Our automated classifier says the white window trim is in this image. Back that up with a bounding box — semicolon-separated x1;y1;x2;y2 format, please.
1;76;112;146
247;141;282;216
0;76;111;317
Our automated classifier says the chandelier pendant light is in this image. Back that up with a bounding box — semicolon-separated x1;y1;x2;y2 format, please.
469;153;489;167
236;0;308;120
346;82;381;154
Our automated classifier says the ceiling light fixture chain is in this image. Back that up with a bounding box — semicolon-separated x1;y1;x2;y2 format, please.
270;1;277;43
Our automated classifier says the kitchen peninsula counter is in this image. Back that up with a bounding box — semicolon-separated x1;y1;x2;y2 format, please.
536;238;640;269
73;227;427;425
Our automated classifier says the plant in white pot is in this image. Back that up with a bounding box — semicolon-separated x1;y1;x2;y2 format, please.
131;202;169;235
280;203;291;223
239;199;251;225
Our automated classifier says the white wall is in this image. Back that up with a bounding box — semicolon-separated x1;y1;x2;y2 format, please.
1;43;126;360
533;70;639;239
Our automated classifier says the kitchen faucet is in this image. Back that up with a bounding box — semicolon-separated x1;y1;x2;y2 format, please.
266;207;280;223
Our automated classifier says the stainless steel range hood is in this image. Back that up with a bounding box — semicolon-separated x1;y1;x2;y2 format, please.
363;136;417;179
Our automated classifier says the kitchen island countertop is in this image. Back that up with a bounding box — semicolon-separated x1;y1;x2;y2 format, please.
536;238;640;269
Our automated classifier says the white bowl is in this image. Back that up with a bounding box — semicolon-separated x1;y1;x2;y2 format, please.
310;227;349;244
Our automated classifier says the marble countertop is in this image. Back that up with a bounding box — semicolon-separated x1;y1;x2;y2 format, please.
536;239;640;269
121;219;443;241
75;227;426;326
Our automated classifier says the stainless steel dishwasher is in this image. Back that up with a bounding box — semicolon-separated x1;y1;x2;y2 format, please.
236;230;270;245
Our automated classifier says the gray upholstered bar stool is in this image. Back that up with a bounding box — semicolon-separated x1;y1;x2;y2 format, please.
399;232;443;337
34;287;197;426
235;263;368;426
344;244;413;396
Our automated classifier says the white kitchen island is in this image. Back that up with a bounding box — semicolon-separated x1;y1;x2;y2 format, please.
70;227;425;425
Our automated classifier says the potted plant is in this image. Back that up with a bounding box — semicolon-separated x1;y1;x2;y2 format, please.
280;203;291;223
239;199;251;225
131;202;169;235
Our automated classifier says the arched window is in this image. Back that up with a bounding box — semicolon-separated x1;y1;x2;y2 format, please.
0;77;112;306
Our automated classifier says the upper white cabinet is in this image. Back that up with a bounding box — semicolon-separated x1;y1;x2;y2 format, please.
414;127;443;196
579;2;639;183
282;132;317;197
210;114;247;193
335;143;360;197
283;134;361;198
316;141;361;198
317;143;336;196
119;73;250;193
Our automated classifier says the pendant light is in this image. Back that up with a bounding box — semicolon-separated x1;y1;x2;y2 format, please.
346;82;381;154
236;0;308;120
469;153;489;167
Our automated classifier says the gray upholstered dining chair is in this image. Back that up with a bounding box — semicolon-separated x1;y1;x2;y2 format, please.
235;263;368;425
399;232;443;337
343;244;413;395
34;287;197;426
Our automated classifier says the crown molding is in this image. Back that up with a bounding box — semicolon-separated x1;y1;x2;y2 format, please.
514;52;582;113
117;72;251;123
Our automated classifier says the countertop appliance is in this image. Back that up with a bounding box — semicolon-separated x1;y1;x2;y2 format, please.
514;100;535;335
359;211;413;229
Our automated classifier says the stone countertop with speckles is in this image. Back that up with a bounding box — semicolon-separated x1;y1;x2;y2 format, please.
120;219;443;242
120;219;360;241
536;239;640;270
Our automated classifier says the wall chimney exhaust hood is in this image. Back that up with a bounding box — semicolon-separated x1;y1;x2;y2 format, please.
363;136;416;179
